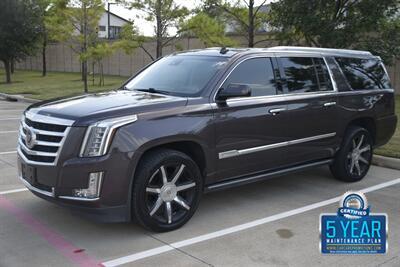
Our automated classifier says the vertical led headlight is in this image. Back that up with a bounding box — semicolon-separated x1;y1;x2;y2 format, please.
80;115;138;157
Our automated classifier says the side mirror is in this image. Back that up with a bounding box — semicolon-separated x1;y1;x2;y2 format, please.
216;84;251;103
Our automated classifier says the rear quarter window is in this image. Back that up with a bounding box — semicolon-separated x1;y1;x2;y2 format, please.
335;57;391;90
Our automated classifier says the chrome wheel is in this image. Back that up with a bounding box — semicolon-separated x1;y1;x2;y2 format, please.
346;133;372;176
145;164;196;225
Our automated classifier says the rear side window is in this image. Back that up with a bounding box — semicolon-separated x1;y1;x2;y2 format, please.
280;57;332;93
335;57;391;90
223;58;277;97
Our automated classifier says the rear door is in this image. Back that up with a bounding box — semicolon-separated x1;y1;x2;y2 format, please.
275;54;339;164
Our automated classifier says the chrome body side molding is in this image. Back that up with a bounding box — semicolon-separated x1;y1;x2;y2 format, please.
219;132;336;159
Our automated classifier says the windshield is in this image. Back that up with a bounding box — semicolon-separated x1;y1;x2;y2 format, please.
124;55;228;97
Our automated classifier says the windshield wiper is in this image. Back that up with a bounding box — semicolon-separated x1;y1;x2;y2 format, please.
133;88;171;95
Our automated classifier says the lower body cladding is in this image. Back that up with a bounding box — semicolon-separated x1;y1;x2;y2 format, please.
17;151;136;223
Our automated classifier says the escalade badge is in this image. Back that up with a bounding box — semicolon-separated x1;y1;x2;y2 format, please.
25;127;36;149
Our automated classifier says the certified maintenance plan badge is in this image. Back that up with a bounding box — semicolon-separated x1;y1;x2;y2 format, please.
320;191;388;254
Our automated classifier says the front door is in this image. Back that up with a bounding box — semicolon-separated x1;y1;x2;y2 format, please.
213;56;291;181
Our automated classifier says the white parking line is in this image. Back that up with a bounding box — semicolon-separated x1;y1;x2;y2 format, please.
0;117;20;121
0;131;18;134
0;188;28;195
102;178;400;267
0;151;17;155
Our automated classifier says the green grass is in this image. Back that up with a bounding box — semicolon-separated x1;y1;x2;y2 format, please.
374;95;400;158
0;69;128;100
1;69;399;158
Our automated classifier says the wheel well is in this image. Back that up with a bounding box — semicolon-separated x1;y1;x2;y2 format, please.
137;141;207;177
347;117;376;144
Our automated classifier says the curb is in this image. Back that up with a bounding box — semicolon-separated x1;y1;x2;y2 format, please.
372;155;400;170
0;93;39;103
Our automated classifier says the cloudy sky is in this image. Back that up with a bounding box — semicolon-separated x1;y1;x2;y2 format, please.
108;0;274;36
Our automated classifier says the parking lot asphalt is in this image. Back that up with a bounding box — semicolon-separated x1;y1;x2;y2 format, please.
0;99;399;267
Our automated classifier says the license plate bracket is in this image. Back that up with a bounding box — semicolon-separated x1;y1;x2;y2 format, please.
21;163;36;185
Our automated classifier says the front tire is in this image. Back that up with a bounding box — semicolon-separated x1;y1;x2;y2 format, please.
330;126;373;182
132;149;203;232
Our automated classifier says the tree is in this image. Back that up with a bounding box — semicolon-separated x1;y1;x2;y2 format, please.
114;23;154;60
120;0;189;59
85;42;114;86
180;12;237;47
205;0;270;47
38;0;71;76
65;0;103;92
269;0;400;64
0;0;42;83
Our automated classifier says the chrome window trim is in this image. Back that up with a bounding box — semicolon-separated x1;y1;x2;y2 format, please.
322;57;338;92
213;54;337;103
219;132;336;159
219;88;394;106
25;111;75;126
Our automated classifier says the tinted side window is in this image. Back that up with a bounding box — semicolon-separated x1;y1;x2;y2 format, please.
325;57;352;91
223;58;277;97
280;57;319;93
313;58;333;91
335;57;391;90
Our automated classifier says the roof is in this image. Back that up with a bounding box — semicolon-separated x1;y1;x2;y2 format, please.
267;46;373;57
174;47;252;57
104;9;131;23
173;46;376;59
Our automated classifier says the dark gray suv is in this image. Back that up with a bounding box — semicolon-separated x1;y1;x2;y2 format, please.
17;47;397;231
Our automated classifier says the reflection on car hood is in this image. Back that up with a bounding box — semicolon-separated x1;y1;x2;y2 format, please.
27;90;188;126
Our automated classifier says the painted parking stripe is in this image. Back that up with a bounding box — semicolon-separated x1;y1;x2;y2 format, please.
0;195;103;267
0;151;17;155
0;117;20;121
102;178;400;267
0;188;28;195
0;131;18;134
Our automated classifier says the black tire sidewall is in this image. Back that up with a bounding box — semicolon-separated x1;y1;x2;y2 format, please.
331;126;373;182
132;149;203;232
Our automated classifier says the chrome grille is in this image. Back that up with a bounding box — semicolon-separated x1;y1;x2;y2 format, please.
18;111;74;166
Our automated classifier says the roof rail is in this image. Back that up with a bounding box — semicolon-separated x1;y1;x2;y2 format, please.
267;46;372;56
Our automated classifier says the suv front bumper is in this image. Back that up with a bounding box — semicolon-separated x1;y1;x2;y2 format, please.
17;151;135;223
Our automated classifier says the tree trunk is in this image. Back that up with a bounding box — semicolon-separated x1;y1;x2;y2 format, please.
83;61;88;93
155;0;163;58
42;37;47;76
3;60;11;83
248;0;255;47
82;2;88;93
10;59;15;74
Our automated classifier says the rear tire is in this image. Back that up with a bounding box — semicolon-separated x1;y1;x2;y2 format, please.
132;149;203;232
330;126;373;182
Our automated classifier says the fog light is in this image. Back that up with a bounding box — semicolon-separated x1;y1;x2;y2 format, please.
73;172;103;199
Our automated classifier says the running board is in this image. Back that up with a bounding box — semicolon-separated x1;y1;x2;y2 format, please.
205;159;333;192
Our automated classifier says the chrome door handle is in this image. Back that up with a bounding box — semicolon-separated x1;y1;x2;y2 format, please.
269;108;286;115
323;102;336;107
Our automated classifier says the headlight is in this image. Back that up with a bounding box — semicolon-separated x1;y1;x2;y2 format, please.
80;114;137;157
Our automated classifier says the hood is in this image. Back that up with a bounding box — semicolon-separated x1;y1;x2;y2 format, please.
27;90;188;126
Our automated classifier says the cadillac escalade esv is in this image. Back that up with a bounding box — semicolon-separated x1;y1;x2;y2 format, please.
17;47;397;232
